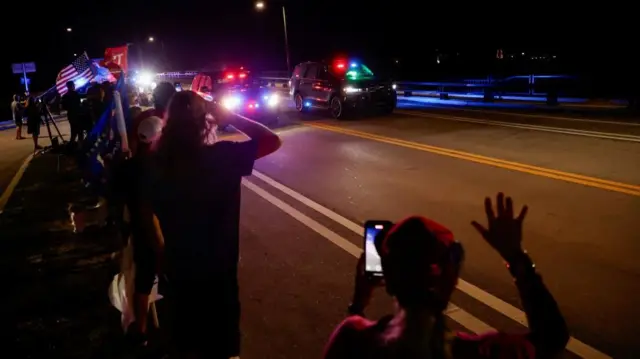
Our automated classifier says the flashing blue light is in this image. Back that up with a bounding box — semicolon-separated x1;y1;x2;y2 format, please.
350;62;357;68
263;95;269;100
304;101;311;107
75;78;88;88
254;103;259;108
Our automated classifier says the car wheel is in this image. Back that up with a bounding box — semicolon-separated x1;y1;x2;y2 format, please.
294;93;307;112
330;96;345;119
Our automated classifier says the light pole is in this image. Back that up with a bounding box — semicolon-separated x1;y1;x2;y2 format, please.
255;1;291;74
147;36;168;70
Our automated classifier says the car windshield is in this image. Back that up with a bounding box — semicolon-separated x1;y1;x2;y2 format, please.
344;63;375;80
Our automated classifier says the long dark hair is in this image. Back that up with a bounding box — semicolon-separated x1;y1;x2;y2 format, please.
153;91;215;181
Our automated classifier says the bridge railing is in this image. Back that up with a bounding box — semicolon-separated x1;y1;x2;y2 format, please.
151;71;587;104
253;74;568;103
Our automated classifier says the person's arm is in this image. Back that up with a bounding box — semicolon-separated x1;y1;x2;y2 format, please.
134;165;165;274
224;113;281;159
469;193;569;358
508;252;569;357
138;202;165;274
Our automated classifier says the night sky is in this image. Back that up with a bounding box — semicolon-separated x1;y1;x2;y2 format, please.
2;0;636;101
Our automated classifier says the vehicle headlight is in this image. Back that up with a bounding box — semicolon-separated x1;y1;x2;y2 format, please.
136;72;154;86
392;83;397;90
222;96;241;109
344;86;362;93
267;93;279;107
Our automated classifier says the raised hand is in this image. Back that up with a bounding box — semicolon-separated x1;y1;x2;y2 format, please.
471;192;528;261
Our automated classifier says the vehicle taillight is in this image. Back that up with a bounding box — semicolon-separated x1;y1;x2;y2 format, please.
239;73;247;79
226;73;235;79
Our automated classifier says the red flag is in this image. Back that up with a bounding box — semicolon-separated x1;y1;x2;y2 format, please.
103;46;128;74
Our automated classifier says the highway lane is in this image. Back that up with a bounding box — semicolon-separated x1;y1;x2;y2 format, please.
396;104;640;137
370;105;640;184
237;108;639;358
398;98;640;124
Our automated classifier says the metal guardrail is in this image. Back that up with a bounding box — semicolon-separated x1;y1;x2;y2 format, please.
255;74;579;103
150;71;584;102
256;74;575;92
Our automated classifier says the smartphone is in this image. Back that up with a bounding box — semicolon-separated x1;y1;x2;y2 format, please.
364;220;393;277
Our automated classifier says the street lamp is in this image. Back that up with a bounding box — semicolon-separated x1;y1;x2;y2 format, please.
148;36;154;42
255;1;291;74
66;27;72;32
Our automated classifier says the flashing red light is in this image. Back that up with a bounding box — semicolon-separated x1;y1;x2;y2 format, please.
336;63;345;69
239;73;247;79
226;73;235;79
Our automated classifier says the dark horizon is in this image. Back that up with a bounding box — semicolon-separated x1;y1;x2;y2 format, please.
3;1;637;98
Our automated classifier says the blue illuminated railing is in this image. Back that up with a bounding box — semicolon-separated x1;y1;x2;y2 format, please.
148;71;625;106
254;74;592;104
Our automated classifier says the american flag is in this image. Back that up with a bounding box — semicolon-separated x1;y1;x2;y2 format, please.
56;52;95;96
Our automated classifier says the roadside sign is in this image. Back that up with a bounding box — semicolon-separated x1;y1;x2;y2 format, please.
11;62;36;74
12;62;36;92
20;77;31;85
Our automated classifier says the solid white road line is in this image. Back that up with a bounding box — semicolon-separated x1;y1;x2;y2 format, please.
397;111;640;143
248;169;612;359
252;171;363;235
0;153;35;214
242;178;493;335
242;179;361;258
408;107;640;127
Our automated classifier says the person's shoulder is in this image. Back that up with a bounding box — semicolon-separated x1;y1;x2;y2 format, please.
336;315;377;334
324;316;378;358
453;331;535;359
136;108;155;120
206;139;258;157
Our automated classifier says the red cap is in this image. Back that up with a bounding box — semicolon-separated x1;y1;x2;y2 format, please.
378;216;455;270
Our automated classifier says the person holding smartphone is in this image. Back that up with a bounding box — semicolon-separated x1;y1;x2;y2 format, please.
324;193;569;359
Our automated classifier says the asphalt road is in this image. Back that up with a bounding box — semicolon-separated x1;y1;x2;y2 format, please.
237;104;639;359
1;104;639;358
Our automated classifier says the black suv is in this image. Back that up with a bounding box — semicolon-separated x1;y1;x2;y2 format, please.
290;60;397;119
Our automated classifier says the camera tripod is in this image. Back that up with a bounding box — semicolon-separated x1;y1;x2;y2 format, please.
40;104;66;150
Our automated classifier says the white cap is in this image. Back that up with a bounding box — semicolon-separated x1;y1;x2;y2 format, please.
137;116;163;144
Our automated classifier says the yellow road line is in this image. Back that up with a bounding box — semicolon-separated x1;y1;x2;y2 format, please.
306;123;640;197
